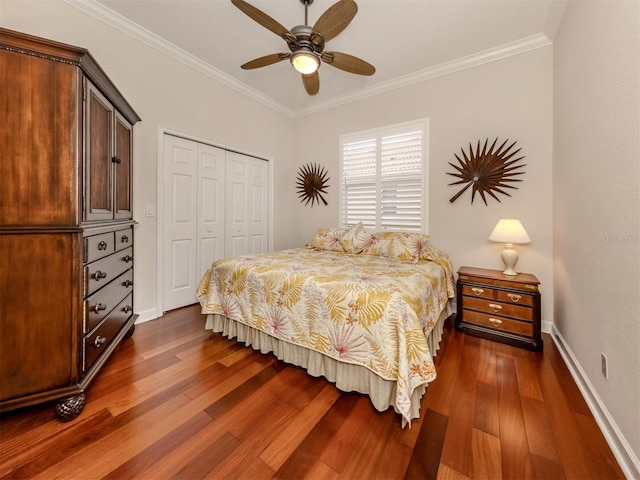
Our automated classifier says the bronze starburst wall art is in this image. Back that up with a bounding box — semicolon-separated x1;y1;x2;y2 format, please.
296;163;330;207
447;138;526;205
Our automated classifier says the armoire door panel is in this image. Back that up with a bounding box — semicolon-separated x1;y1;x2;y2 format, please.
0;50;80;225
85;82;114;222
114;113;133;219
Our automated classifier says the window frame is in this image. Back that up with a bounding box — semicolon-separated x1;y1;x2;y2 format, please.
338;118;429;234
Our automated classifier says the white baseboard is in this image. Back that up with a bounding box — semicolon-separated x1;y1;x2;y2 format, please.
550;325;640;480
134;308;160;324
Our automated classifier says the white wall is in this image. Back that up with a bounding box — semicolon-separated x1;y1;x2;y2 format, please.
553;0;640;476
1;0;296;321
291;47;555;327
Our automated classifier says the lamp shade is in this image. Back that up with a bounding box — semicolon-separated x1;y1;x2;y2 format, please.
488;219;531;244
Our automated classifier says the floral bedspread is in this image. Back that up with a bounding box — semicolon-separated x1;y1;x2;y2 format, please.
196;247;455;423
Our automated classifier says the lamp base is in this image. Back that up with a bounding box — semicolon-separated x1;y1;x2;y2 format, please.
501;244;519;276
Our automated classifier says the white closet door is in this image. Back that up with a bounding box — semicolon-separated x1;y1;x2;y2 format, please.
225;152;268;257
249;159;268;254
163;135;198;310
197;144;226;281
162;135;268;311
225;152;249;257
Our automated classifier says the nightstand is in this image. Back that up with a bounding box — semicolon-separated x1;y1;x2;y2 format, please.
455;266;543;351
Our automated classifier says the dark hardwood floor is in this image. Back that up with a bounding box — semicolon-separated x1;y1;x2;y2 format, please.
0;305;624;479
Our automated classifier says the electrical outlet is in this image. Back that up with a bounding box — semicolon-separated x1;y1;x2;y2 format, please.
601;353;608;379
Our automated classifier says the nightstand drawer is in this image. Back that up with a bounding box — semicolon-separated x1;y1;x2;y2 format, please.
496;290;534;306
461;284;494;299
463;296;533;321
463;310;534;337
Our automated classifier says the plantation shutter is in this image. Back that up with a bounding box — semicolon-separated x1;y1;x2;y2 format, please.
380;129;423;231
341;138;378;230
340;120;427;232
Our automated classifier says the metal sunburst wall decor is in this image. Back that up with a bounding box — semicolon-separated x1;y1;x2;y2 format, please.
447;137;526;205
296;163;330;206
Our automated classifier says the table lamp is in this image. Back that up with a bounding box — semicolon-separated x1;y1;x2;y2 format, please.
488;219;531;275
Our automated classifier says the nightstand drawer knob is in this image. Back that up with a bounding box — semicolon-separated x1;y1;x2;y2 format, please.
489;318;503;328
489;303;502;312
472;287;484;296
508;294;522;302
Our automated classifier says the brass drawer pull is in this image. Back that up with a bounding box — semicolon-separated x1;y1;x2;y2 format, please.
489;318;503;328
94;303;107;313
94;270;107;281
121;235;129;243
98;241;108;251
124;255;133;263
508;294;521;303
123;280;133;287
471;287;484;296
123;305;132;313
94;336;107;347
489;303;502;312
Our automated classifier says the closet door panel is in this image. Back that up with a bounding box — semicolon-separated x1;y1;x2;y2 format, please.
197;144;225;279
163;135;197;310
225;152;249;257
249;159;268;254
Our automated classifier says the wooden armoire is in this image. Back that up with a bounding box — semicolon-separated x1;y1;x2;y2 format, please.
0;28;141;421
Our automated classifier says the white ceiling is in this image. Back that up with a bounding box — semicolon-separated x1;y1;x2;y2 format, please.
71;0;561;116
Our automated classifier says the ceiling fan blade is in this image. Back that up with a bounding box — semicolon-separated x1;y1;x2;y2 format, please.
231;0;295;42
241;53;290;70
313;0;358;43
302;72;320;95
321;51;375;76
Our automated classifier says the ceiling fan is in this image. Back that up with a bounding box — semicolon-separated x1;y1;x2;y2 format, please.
231;0;375;95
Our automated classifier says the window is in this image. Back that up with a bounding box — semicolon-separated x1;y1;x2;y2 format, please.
339;119;428;233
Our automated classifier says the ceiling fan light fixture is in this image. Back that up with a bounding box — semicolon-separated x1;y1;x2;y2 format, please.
290;48;320;74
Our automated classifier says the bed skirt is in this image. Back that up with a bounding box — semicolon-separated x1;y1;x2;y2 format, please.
204;301;454;426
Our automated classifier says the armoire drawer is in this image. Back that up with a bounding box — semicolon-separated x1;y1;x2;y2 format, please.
84;231;114;263
84;247;133;296
84;293;133;372
114;227;133;252
84;269;133;333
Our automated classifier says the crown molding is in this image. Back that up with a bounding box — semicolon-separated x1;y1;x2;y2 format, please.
63;0;296;117
65;0;551;119
293;33;552;117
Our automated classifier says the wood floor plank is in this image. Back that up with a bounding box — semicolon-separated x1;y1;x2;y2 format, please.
0;305;625;480
259;383;341;471
337;407;397;479
473;381;500;436
100;410;214;480
470;427;502;479
274;393;361;479
404;408;448;480
318;395;376;473
439;335;479;477
520;395;566;479
497;354;535;479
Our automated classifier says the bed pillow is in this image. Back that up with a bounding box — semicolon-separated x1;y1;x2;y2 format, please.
361;231;431;262
306;227;347;252
338;222;368;254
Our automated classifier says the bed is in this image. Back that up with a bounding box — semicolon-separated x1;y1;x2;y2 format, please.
196;223;456;426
